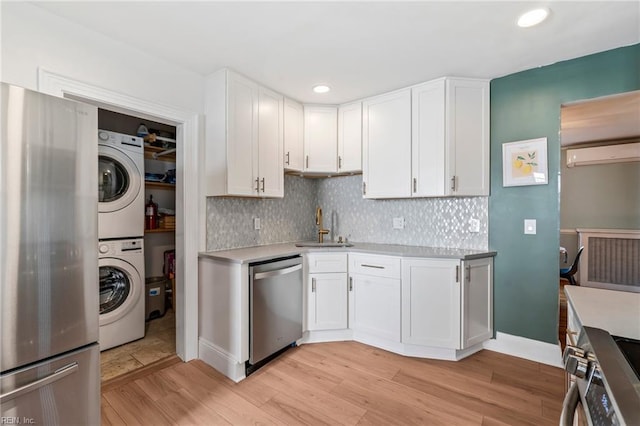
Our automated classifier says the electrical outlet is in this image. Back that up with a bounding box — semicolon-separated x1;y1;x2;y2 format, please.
254;217;261;230
524;219;536;235
469;218;480;233
393;217;405;229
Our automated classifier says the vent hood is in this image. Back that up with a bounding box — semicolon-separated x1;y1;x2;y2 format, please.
561;90;640;146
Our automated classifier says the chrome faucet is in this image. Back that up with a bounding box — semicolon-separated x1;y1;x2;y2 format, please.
316;207;330;243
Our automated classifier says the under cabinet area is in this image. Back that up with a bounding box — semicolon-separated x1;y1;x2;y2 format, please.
205;69;284;197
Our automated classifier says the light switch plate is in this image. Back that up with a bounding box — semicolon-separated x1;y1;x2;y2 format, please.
524;219;536;235
393;217;405;229
254;217;261;230
469;218;480;233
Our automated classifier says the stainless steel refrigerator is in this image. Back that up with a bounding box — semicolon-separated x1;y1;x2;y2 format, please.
0;83;100;424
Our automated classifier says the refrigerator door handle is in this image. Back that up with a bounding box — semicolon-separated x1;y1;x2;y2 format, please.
0;362;78;403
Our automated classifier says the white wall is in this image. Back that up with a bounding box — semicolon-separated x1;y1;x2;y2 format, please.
1;2;204;114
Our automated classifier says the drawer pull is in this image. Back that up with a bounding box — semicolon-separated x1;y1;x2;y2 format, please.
349;277;353;291
361;264;384;269
312;277;316;292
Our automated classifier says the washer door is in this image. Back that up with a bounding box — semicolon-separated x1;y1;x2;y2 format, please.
98;145;141;213
99;258;142;327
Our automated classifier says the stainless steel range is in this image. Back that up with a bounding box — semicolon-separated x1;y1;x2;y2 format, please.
561;326;640;425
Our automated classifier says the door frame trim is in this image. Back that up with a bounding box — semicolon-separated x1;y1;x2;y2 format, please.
38;68;202;361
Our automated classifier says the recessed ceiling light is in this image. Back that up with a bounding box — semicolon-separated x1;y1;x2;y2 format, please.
313;85;331;94
517;8;550;28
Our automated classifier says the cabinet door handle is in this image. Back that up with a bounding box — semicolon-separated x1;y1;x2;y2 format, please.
261;178;265;192
255;177;260;193
455;265;459;283
413;177;417;193
338;156;342;169
362;182;367;195
466;265;471;282
361;264;384;269
312;277;316;292
306;155;309;169
285;151;290;165
450;176;457;192
349;277;353;291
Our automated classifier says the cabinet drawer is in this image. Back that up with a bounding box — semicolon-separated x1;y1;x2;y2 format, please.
306;253;348;273
350;254;401;279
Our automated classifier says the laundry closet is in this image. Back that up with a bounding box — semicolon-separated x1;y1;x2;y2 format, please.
97;109;177;381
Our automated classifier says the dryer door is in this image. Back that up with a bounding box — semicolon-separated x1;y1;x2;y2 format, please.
98;145;142;213
99;258;142;327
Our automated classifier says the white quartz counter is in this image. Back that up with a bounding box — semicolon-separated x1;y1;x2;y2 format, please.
564;286;640;340
198;242;496;264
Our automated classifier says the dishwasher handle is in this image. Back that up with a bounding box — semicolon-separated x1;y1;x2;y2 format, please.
254;264;302;280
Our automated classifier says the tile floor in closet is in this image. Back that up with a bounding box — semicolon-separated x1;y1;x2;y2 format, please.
100;309;176;382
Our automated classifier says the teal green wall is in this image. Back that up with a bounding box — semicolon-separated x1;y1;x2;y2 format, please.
489;44;640;343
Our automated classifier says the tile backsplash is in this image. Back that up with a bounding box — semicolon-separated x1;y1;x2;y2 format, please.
317;176;488;250
206;175;488;251
206;176;317;251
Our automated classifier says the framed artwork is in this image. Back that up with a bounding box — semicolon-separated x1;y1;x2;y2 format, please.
502;137;548;187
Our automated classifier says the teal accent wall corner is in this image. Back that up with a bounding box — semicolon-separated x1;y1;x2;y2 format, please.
489;44;640;344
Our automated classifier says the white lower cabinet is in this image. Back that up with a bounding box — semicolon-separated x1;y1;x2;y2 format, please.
401;258;460;348
308;273;347;331
349;254;402;342
305;253;348;332
462;257;493;348
349;273;401;342
401;257;493;350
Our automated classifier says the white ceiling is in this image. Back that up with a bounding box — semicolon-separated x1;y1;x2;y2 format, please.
32;1;640;104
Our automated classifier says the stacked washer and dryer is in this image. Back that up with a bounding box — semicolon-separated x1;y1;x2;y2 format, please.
97;130;146;351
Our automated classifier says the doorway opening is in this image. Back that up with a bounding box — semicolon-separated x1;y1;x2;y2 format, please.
98;109;178;381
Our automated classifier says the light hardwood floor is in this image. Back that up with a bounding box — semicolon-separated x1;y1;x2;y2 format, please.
101;341;564;425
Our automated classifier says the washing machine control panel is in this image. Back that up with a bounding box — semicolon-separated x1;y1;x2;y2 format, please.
98;239;143;256
98;129;143;151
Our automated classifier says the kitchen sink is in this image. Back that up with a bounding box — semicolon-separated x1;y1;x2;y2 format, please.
295;241;353;248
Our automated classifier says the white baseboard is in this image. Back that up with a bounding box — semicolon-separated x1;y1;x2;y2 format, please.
483;332;563;368
198;338;246;382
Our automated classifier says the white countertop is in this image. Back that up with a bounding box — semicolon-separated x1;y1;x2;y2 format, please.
199;242;496;264
564;286;640;340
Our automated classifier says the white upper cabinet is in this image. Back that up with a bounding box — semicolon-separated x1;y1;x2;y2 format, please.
362;89;412;198
446;78;490;196
362;77;489;199
257;86;284;197
283;97;304;172
337;102;362;173
204;69;284;198
412;77;490;197
304;106;338;173
411;80;446;197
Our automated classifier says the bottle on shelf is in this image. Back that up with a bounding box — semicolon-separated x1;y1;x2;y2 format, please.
145;194;158;230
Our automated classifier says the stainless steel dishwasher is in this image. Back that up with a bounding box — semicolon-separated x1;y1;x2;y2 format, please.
248;255;303;374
